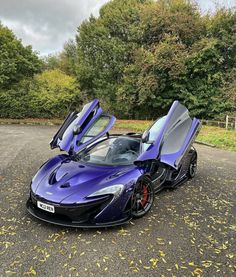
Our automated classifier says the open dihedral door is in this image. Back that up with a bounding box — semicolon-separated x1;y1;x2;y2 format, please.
50;99;116;155
136;101;201;169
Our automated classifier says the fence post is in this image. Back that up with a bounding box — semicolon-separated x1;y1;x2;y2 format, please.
226;115;229;129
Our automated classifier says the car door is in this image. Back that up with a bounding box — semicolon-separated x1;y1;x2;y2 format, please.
50;99;116;155
137;101;201;169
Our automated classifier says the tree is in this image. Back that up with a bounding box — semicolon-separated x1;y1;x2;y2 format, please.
0;23;42;89
42;39;77;76
75;0;235;119
140;0;206;46
118;35;188;118
221;68;236;114
60;39;77;75
207;8;236;71
42;53;62;71
76;0;148;114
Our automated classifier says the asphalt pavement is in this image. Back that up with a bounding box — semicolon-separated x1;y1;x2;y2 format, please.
0;125;235;277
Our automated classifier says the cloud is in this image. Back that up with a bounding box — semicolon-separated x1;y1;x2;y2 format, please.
197;0;236;13
0;0;235;55
0;0;109;55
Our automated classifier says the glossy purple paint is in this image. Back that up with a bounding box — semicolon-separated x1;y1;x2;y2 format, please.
51;99;116;154
27;99;200;226
160;118;200;169
136;101;201;169
31;155;143;223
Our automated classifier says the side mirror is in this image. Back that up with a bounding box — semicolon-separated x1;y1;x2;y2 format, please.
73;125;82;135
142;130;155;144
142;131;150;143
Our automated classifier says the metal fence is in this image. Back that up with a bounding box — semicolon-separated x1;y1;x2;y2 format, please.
201;116;236;130
225;115;236;130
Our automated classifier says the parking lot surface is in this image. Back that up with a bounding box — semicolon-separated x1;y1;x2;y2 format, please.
0;125;235;276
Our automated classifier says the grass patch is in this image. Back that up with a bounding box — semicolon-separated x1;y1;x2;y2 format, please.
115;120;151;132
197;125;236;152
1;118;235;151
115;120;236;152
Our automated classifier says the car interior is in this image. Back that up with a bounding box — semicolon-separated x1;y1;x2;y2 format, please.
80;136;141;165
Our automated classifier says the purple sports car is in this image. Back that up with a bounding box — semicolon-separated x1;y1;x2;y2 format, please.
26;99;201;227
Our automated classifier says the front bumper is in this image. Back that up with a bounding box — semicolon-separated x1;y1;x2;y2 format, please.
26;193;131;228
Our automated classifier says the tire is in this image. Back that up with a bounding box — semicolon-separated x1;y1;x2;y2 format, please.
188;151;197;178
131;176;154;218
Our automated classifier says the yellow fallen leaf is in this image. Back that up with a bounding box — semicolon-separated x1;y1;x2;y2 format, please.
189;262;195;266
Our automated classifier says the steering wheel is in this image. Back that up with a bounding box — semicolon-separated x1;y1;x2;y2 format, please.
126;149;138;158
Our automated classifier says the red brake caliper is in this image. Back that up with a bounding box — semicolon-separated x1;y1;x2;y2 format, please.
141;184;148;207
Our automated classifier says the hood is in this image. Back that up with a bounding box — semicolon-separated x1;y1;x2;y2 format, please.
31;155;138;204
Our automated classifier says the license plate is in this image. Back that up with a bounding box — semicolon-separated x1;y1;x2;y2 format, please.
37;201;55;213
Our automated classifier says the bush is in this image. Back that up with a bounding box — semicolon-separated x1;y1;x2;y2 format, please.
0;70;81;118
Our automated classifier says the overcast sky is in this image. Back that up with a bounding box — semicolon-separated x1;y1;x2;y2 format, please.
0;0;235;56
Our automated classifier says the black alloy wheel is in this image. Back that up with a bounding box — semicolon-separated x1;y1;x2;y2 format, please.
188;152;197;178
131;176;154;218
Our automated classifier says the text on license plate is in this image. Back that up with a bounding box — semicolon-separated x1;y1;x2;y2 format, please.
37;201;55;213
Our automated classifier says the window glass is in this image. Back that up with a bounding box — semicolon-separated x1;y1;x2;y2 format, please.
81;116;110;143
142;116;166;151
79;137;141;165
148;116;166;141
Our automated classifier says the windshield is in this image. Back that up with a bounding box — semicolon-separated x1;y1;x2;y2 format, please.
78;137;141;165
143;116;167;152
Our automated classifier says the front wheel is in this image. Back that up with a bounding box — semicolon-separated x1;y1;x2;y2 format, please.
131;176;154;218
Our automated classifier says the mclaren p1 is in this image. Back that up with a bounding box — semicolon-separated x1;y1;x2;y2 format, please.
26;99;201;227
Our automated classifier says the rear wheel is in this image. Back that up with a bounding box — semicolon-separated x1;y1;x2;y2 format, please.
131;177;154;218
188;151;197;178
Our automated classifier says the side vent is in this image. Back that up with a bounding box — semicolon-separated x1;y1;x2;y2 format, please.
60;183;70;189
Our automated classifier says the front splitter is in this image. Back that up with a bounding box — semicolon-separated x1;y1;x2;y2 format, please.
26;199;131;228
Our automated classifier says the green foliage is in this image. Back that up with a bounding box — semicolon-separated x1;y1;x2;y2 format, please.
76;0;147;113
207;9;236;70
221;68;236;114
75;0;235;119
42;54;62;71
1;1;235;120
0;80;31;118
42;39;77;76
140;0;205;46
28;69;80;118
0;70;81;118
118;35;188;118
0;23;42;89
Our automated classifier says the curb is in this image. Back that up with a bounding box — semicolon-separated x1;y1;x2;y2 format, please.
195;140;216;148
0;121;61;126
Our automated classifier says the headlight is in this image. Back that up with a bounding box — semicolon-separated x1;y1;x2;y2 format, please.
87;184;124;200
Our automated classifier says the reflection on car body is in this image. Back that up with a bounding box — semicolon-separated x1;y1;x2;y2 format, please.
26;99;201;228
